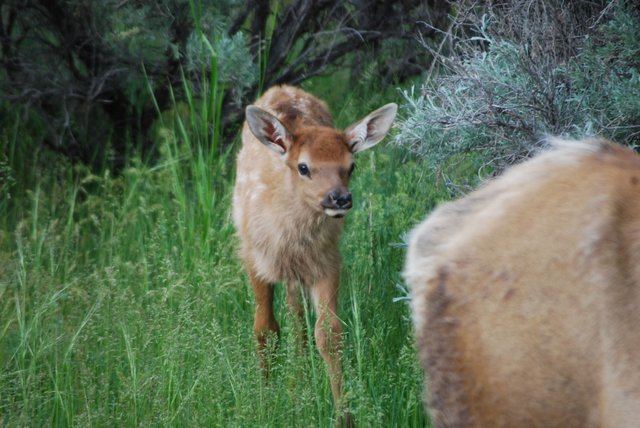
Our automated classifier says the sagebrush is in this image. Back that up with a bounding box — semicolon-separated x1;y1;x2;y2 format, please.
396;0;640;175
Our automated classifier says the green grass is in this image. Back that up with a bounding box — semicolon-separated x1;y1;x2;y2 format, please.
0;73;451;426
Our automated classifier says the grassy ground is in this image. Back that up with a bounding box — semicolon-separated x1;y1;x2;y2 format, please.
0;76;453;426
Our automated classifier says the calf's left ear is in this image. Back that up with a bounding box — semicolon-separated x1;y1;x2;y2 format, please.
345;103;397;153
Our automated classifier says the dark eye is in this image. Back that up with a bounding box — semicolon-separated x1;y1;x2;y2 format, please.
298;163;310;177
348;163;356;176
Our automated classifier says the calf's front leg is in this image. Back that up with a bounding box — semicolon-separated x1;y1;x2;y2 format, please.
249;269;279;373
311;275;344;406
286;281;308;350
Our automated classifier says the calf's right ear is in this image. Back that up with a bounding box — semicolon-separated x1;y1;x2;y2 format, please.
246;106;293;155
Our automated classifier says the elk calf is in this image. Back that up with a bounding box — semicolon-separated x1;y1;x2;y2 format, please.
404;139;640;428
233;85;396;407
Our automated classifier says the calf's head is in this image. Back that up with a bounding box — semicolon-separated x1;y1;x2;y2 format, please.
245;103;397;218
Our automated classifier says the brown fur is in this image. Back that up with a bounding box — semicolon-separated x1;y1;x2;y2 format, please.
404;138;640;428
233;85;396;412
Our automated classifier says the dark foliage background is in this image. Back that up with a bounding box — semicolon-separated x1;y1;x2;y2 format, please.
0;0;449;169
2;1;638;177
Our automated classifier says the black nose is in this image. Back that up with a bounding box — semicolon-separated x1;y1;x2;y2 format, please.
323;190;352;209
336;192;352;208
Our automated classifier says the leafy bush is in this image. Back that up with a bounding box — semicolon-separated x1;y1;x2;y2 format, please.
396;1;640;175
0;0;248;167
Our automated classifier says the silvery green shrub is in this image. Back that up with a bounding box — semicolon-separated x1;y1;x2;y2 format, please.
396;3;640;175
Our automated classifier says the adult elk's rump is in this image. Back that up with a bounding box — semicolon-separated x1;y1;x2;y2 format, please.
405;139;640;428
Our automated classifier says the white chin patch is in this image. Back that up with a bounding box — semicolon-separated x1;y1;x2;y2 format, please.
324;208;348;218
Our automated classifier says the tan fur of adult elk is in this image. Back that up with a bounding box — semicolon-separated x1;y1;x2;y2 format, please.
233;85;396;418
404;138;640;428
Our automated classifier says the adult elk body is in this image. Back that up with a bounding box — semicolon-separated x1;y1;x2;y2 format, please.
233;85;396;409
404;139;640;428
